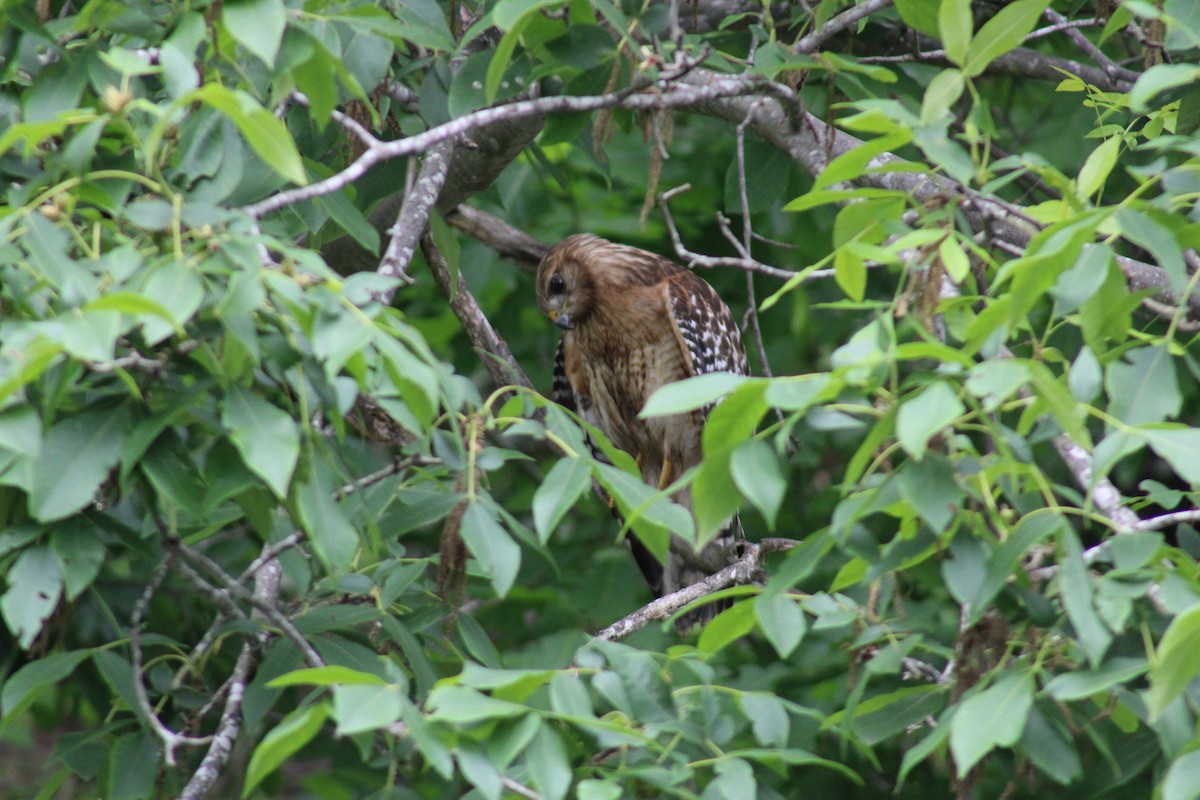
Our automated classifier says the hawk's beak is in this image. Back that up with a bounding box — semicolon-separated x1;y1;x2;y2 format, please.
550;310;573;331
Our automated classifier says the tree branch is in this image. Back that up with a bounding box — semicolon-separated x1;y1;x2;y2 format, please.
420;232;536;393
792;0;893;54
447;205;549;269
674;69;1194;313
178;559;282;800
377;139;456;296
596;539;796;640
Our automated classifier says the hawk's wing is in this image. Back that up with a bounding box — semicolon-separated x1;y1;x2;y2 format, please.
666;272;750;393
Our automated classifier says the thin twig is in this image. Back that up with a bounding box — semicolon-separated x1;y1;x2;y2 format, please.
170;539;325;669
1041;8;1141;84
659;184;798;280
130;556;214;766
1135;509;1200;532
501;777;544;800
178;559;282;800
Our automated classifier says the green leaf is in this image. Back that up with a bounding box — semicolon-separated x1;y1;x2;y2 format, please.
50;521;106;601
1060;527;1112;667
532;457;591;542
388;1;455;51
1020;706;1082;785
222;386;300;499
1128;63;1200;112
107;732;158;800
754;593;806;658
193;85;307;185
1044;657;1148;701
0;405;42;457
30;408;128;522
295;464;359;573
1117;209;1185;294
1068;346;1102;402
1107;348;1180;427
577;780;621;800
640;373;750;417
140;261;204;345
948;672;1034;776
895;0;941;36
938;0;973;66
457;742;502;800
764;373;831;411
1162;749;1200;800
740;692;790;747
897;455;962;533
898;708;954;788
1148;604;1200;720
494;0;566;29
1076;136;1121;198
920;68;965;124
896;381;964;461
697;599;757;653
964;0;1051;77
1142;428;1200;485
426;685;529;723
60;310;121;362
694;382;769;545
938;235;970;282
243;703;328;797
526;724;571;800
85;291;178;327
970;514;1060;617
267;666;387;688
461;501;522;597
485;17;529;104
1;648;91;718
730;439;785;529
594;463;691;561
0;545;64;650
332;683;404;735
817;132;910;191
223;0;287;67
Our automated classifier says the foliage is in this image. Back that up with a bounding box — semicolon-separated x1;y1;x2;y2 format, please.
1;0;1200;799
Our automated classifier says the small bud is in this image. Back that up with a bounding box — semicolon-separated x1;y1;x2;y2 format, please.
38;203;61;221
102;85;133;114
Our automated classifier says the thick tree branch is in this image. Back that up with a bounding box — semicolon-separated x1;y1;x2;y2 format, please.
447;205;549;269
420;232;535;392
674;69;1195;313
377;139;456;295
792;0;892;54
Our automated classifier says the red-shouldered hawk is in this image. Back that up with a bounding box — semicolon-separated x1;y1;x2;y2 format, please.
536;233;749;625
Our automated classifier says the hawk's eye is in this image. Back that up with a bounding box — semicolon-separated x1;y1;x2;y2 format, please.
549;274;566;294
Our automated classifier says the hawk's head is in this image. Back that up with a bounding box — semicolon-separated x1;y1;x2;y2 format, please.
536;234;665;330
536;234;604;331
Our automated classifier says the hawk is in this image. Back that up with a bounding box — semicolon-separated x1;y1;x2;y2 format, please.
536;233;749;624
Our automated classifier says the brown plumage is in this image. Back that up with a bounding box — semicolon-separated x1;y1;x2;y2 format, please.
536;234;749;624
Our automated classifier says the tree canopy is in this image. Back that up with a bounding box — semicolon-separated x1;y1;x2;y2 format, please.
2;0;1200;798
